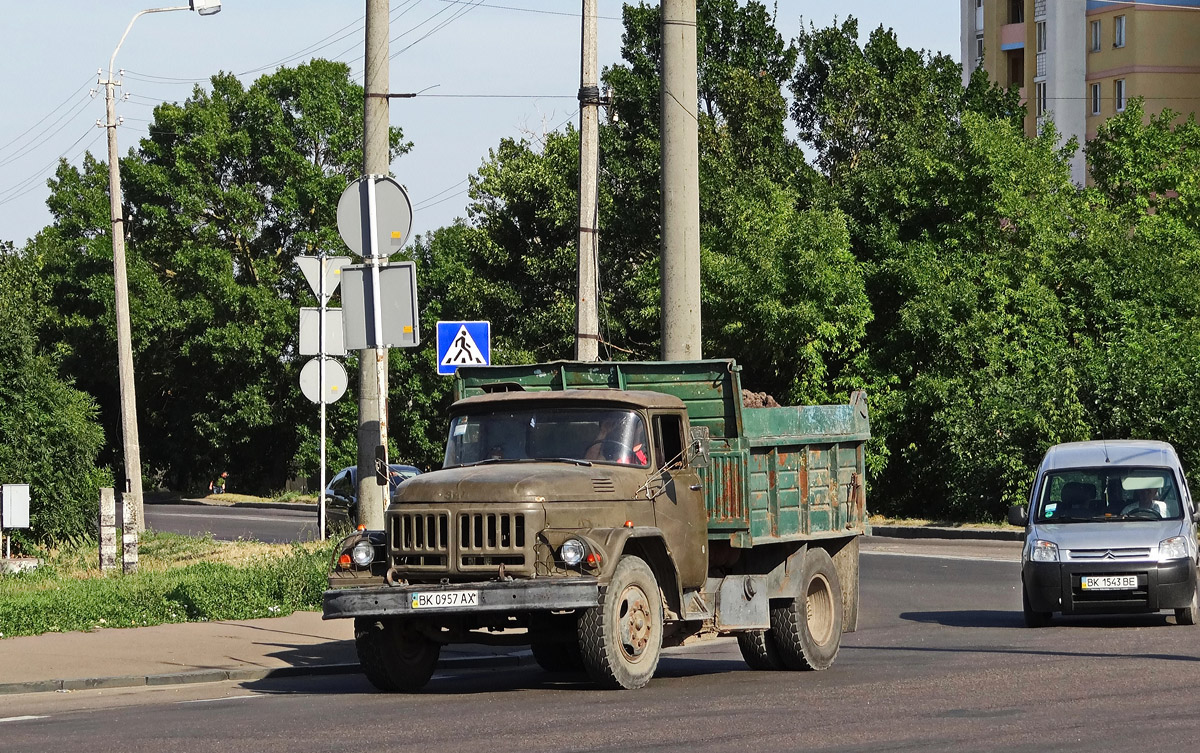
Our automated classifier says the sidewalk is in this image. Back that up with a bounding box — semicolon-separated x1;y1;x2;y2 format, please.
0;610;531;696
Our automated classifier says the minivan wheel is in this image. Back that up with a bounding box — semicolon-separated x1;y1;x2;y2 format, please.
1174;576;1200;626
1022;583;1052;628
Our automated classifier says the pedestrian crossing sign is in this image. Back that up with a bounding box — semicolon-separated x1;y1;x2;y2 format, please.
436;321;490;375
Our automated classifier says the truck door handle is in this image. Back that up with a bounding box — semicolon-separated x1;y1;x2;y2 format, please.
689;484;702;491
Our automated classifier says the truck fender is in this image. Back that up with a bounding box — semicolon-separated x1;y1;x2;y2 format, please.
576;526;684;622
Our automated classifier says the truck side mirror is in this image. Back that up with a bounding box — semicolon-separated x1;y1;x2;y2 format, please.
689;426;711;468
1007;504;1029;527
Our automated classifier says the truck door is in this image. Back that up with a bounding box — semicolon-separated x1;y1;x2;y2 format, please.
650;412;707;589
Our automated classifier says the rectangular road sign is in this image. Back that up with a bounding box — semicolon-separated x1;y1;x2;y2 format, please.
299;308;346;356
342;261;419;349
1;484;30;528
437;321;490;375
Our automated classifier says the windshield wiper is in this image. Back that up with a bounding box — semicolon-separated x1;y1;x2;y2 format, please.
459;457;515;468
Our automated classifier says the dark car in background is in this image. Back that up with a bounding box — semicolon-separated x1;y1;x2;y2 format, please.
325;464;420;533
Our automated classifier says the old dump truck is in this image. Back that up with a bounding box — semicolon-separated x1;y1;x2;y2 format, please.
323;360;869;690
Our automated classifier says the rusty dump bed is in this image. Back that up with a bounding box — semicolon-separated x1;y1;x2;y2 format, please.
453;359;870;548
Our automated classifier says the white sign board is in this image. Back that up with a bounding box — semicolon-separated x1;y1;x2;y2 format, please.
2;484;30;528
342;262;420;349
299;308;346;356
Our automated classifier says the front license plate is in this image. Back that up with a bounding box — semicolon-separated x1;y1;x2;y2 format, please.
1081;575;1138;590
410;590;480;609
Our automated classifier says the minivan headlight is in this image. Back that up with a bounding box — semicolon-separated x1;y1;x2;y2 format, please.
1031;539;1059;563
1160;536;1189;561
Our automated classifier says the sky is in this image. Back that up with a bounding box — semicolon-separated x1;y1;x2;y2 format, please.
0;1;958;248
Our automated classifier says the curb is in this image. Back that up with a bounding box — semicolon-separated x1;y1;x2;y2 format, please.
147;497;318;513
0;652;534;696
870;525;1023;542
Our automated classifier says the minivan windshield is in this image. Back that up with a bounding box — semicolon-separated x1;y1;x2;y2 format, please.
1035;467;1183;522
444;408;650;468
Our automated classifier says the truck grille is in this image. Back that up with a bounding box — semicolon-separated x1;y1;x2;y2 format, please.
458;512;527;570
391;511;449;569
388;508;538;575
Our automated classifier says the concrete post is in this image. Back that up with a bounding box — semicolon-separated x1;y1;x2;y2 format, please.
660;0;702;361
575;0;601;361
121;491;139;574
356;0;391;530
99;487;118;573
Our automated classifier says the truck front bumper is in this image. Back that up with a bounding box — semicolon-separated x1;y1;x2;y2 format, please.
323;577;600;620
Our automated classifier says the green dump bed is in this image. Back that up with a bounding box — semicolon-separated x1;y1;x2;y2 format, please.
454;359;869;548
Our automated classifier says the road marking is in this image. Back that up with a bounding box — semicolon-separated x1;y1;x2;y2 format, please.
863;550;1019;564
178;694;265;705
0;716;47;723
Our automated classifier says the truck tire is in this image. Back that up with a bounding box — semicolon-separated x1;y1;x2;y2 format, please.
354;617;440;692
770;547;842;671
737;629;785;670
579;554;663;689
531;640;585;673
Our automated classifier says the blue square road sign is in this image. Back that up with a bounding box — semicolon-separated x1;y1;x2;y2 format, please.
436;321;490;375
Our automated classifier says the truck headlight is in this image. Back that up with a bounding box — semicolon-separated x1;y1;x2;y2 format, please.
559;538;586;566
1160;536;1189;561
1031;539;1059;563
351;539;376;567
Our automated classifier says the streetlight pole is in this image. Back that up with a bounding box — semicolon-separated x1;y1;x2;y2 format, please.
103;1;221;531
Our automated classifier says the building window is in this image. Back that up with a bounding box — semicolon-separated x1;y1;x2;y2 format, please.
1115;78;1126;112
1090;20;1101;52
1114;15;1126;47
975;33;985;65
1036;21;1047;52
1036;82;1047;117
976;0;984;31
1009;0;1024;23
1091;83;1101;115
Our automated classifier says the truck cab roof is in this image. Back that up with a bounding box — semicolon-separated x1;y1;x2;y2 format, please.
451;388;687;413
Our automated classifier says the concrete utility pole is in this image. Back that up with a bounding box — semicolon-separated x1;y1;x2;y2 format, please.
660;0;701;361
102;3;221;531
575;0;601;361
357;0;391;530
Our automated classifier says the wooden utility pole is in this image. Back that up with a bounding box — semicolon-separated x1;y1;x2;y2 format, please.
357;0;391;530
660;0;701;361
575;0;601;361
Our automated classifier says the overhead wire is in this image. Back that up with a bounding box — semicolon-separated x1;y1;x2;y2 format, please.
0;125;104;207
0;76;94;159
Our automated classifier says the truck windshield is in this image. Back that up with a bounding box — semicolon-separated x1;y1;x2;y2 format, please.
444;408;650;468
1035;467;1183;522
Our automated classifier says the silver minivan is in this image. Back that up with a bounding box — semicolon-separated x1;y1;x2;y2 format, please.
1008;440;1200;627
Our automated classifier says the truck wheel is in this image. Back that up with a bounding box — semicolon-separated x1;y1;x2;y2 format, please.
531;640;585;673
737;629;785;670
770;547;842;671
1022;584;1052;628
354;617;440;692
579;554;663;689
1175;577;1200;626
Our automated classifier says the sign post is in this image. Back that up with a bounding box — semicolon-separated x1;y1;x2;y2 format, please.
297;254;350;538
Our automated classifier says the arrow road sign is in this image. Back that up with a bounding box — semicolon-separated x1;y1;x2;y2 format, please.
437;321;490;375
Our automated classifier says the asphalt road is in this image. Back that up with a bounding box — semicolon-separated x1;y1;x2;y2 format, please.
5;545;1199;752
144;502;322;543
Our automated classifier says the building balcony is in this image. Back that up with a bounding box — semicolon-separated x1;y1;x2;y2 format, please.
1000;22;1026;50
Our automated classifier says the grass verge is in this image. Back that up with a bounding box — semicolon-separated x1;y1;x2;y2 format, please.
0;532;334;638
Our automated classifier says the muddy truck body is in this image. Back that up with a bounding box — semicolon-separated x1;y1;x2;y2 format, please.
323;359;869;690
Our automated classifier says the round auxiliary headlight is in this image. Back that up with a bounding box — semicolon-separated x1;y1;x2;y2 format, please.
351;539;375;567
559;538;586;567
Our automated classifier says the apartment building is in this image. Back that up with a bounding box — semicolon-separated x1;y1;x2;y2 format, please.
960;0;1200;183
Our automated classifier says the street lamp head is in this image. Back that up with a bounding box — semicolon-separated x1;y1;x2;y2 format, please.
190;0;221;15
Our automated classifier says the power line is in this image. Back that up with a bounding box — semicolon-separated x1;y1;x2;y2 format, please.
0;76;94;159
0;127;103;207
0;97;96;170
435;0;622;20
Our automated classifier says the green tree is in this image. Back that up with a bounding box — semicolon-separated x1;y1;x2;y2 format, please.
0;243;110;546
32;60;406;493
